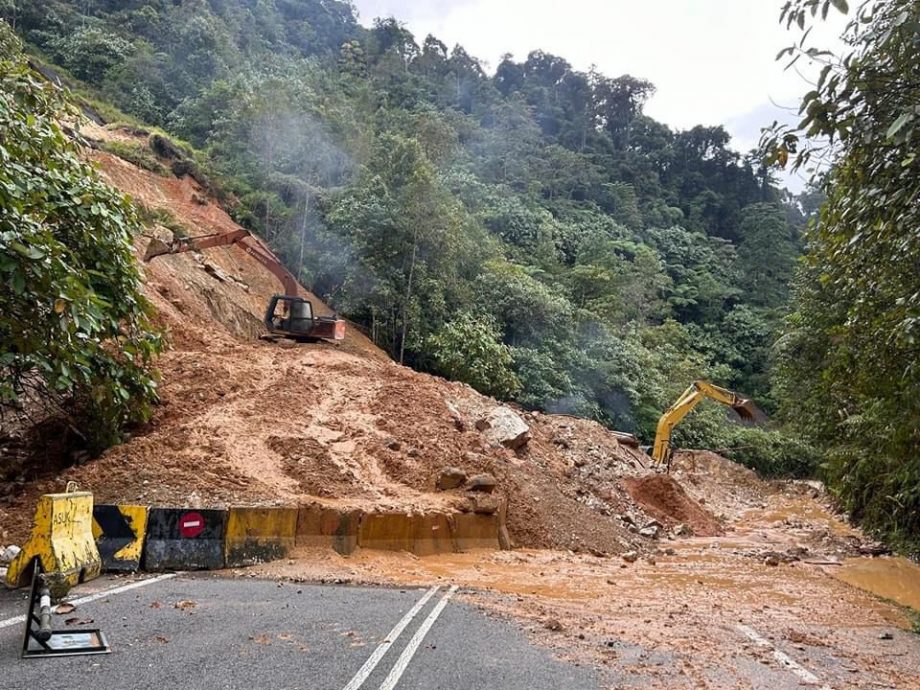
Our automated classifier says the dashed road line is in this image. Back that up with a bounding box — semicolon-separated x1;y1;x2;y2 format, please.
343;585;441;690
378;585;459;690
737;623;833;689
0;573;178;631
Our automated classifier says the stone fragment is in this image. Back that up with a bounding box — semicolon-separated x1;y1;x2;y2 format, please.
436;467;467;491
1;544;21;565
475;407;532;450
763;554;781;567
466;473;498;493
639;525;660;539
622;551;639;564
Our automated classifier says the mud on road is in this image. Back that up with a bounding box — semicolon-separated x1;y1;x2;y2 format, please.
250;456;920;690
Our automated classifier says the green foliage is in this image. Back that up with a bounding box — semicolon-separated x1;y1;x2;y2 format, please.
720;427;819;478
99;139;168;175
4;2;817;473
427;312;520;399
766;0;920;550
0;22;162;452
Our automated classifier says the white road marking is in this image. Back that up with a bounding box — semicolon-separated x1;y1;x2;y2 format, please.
342;585;440;690
0;573;178;630
378;585;459;690
737;624;834;690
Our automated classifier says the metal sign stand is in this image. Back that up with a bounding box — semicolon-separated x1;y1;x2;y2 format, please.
21;564;111;659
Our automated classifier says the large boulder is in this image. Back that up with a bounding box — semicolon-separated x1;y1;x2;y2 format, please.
475;407;531;450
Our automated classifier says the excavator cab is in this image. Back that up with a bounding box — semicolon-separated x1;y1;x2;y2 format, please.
143;229;346;343
264;296;345;342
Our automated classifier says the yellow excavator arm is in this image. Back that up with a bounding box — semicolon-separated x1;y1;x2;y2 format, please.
651;380;756;469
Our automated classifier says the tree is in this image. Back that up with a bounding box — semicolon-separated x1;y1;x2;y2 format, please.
765;0;920;549
427;312;520;399
736;202;796;308
0;23;162;451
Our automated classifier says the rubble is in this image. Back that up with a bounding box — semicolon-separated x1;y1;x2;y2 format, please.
0;544;20;565
436;467;467;491
475;407;532;450
466;474;498;494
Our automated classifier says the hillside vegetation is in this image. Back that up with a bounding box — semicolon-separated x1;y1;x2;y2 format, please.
2;2;916;549
3;1;811;466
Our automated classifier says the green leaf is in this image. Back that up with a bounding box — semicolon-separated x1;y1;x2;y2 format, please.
886;113;912;138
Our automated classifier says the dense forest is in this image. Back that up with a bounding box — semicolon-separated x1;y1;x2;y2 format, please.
1;1;916;548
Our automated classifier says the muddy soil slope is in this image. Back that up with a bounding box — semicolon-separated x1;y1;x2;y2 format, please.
1;127;663;554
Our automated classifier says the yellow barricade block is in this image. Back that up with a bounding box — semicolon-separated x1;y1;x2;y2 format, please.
225;507;298;567
5;492;102;598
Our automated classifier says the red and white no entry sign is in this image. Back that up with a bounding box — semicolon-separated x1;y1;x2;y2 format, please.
179;512;205;538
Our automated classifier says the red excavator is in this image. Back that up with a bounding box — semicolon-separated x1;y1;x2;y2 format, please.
144;229;346;342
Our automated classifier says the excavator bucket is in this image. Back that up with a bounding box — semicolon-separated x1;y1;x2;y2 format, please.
143;238;172;262
731;399;758;422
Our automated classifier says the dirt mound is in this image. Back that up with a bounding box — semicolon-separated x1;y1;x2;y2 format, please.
669;449;776;520
0;127;787;558
621;474;723;537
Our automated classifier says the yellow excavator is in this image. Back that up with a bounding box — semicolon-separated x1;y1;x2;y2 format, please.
652;380;757;471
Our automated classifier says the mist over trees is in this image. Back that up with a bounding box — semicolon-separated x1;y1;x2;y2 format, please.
4;1;809;470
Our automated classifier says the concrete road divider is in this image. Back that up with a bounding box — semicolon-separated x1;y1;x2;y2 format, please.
143;508;227;571
225;507;298;567
296;505;362;555
449;513;502;551
92;504;149;572
4;491;102;598
358;513;455;556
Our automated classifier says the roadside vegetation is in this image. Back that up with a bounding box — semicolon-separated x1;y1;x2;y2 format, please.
0;24;162;456
763;0;920;552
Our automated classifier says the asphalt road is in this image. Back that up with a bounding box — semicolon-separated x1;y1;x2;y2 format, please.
0;574;600;690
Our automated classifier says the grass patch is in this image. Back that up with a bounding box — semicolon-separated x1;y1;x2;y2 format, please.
99;140;169;175
137;204;190;239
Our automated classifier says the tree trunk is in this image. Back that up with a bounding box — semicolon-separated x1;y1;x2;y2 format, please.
399;231;419;365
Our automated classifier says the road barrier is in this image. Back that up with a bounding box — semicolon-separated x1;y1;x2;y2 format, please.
92;504;148;572
9;494;508;586
5;491;102;598
143;508;227;571
449;513;502;551
295;505;362;555
357;513;455;556
225;507;298;567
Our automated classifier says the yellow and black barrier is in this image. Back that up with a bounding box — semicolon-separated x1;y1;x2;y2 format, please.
5;491;102;598
92;504;148;572
8;496;508;588
225;507;298;567
143;508;228;571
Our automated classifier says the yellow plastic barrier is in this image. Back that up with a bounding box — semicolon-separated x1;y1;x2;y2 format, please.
5;491;102;598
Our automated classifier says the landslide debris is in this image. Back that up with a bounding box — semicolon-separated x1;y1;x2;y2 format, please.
0;125;719;558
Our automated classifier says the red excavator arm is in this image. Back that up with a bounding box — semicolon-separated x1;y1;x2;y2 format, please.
143;229;345;341
144;230;298;295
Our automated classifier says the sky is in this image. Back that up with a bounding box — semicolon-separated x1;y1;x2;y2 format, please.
351;0;849;192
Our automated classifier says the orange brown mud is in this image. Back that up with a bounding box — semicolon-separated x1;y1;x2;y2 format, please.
2;125;919;688
249;473;920;689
